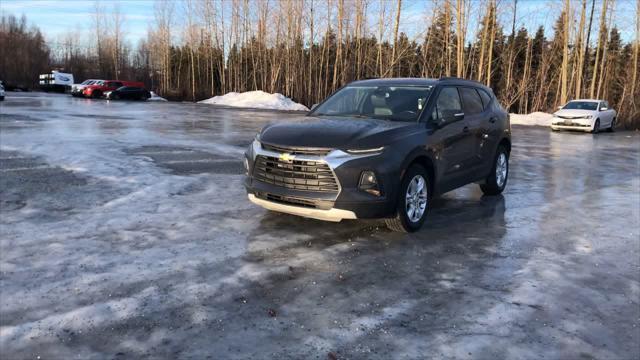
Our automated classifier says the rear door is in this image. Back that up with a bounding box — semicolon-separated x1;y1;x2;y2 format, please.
601;101;614;127
458;87;491;173
430;86;476;184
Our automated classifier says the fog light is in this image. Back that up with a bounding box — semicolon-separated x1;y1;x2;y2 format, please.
359;170;381;196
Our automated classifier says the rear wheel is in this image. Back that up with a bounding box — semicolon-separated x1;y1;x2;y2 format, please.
385;165;430;233
607;118;616;132
480;145;509;195
591;119;600;134
92;91;102;99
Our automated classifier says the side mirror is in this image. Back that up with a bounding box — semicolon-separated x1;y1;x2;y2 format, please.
557;105;563;110
600;107;608;111
310;103;318;111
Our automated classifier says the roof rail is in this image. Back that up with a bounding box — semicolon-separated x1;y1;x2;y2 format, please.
438;77;486;86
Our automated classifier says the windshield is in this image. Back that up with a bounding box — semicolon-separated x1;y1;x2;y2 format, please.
563;101;598;111
310;85;433;122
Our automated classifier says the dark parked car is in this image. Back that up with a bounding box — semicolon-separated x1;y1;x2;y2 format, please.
244;78;511;232
106;86;151;101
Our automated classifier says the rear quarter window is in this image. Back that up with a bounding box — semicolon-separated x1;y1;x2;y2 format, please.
459;87;484;115
478;89;492;109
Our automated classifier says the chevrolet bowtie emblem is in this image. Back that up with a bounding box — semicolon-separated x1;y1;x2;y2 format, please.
279;153;295;162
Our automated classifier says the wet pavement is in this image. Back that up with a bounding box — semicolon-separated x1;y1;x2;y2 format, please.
1;92;639;359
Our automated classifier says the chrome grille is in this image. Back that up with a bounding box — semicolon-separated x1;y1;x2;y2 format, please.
253;155;339;193
261;143;332;156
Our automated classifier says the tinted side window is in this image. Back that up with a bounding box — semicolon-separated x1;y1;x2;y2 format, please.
432;87;463;123
478;89;492;109
459;87;484;115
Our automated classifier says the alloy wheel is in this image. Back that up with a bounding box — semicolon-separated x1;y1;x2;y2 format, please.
405;175;428;222
496;152;508;188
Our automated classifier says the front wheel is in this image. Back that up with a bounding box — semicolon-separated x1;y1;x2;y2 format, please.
480;146;509;196
385;165;430;233
591;119;600;134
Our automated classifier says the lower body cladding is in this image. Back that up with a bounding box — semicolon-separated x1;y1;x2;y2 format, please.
244;141;400;222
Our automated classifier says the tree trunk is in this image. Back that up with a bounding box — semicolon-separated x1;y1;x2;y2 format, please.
590;0;608;98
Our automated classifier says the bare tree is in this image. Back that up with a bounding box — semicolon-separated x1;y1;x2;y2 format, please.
559;0;570;105
111;3;125;78
590;0;608;98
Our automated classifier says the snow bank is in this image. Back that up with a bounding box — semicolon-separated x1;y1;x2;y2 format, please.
148;91;167;101
510;112;553;127
198;91;309;111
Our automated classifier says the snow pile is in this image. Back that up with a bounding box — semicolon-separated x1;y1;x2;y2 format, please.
510;112;553;127
148;91;168;101
198;91;309;111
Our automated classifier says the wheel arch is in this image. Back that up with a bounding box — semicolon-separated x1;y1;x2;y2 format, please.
498;137;511;154
400;149;437;196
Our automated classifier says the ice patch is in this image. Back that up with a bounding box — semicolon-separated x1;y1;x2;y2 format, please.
198;91;309;111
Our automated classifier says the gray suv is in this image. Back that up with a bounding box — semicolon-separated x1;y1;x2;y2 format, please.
244;77;511;232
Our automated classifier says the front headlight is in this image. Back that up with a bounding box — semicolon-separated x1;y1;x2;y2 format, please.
346;147;384;155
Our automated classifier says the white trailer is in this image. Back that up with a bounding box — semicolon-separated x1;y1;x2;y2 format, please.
39;71;74;92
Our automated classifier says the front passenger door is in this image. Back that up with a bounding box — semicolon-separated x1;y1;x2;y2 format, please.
430;87;476;184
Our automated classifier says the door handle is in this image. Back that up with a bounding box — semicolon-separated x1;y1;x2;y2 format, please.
463;126;470;133
489;117;497;123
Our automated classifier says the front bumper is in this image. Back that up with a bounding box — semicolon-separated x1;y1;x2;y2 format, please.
551;123;593;132
244;140;399;221
551;118;594;132
248;194;356;222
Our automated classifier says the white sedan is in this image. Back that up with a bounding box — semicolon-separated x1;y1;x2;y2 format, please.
551;99;617;133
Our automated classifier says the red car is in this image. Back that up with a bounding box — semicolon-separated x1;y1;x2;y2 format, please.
82;80;145;98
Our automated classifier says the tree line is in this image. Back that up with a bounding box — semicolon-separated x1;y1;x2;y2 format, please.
1;0;638;128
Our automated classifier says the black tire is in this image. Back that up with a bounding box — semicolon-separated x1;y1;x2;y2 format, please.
480;145;509;196
607;118;616;132
591;119;600;134
92;91;102;99
385;164;430;233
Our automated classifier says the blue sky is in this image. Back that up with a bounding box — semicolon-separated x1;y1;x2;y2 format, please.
1;0;153;44
1;0;636;47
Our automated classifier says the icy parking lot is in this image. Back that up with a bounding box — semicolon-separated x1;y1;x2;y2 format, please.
1;92;639;359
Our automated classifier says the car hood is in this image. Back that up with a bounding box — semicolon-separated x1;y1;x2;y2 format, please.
554;109;596;117
259;116;422;150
